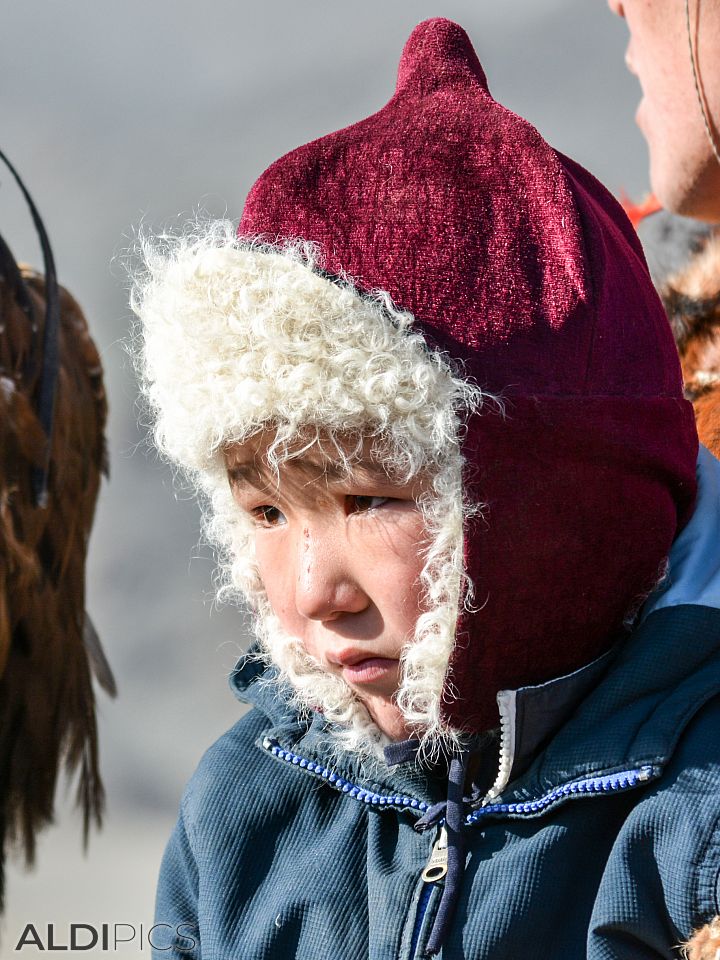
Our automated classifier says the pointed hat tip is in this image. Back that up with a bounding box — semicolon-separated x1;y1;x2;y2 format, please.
396;18;489;96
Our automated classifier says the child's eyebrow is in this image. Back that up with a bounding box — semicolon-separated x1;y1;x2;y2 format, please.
226;457;391;489
226;463;267;490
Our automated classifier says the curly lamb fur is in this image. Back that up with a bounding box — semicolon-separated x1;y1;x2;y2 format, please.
130;221;489;760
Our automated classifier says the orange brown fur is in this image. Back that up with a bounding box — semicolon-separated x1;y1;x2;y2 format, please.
663;234;720;958
661;232;720;458
682;915;720;959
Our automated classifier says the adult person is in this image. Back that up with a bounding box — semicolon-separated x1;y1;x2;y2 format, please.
610;0;720;459
610;6;720;955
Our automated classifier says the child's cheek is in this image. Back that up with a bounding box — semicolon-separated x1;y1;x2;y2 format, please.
255;535;296;620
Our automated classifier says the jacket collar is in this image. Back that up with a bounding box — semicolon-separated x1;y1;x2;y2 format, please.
228;652;298;727
492;647;617;794
517;603;720;798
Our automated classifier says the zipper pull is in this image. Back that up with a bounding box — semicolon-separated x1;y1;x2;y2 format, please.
421;825;448;882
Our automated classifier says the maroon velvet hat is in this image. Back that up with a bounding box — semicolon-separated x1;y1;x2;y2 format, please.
238;18;698;734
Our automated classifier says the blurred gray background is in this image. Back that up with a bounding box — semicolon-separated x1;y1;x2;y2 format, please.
1;1;645;954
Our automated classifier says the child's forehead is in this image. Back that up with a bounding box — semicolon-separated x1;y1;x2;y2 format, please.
222;432;408;491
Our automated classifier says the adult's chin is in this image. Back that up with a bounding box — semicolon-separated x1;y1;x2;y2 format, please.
649;143;720;224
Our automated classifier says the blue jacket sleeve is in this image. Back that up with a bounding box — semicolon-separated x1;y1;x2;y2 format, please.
151;798;201;960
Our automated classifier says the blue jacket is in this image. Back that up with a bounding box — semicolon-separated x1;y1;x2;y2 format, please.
153;447;720;959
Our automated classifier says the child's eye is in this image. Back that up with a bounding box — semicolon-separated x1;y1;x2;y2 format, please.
251;505;287;527
346;495;390;514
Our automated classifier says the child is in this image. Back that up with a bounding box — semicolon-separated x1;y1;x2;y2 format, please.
133;18;720;959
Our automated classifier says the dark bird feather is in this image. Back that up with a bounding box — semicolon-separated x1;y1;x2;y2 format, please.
0;201;112;914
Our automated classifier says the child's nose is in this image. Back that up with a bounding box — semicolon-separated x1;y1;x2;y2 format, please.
293;526;368;621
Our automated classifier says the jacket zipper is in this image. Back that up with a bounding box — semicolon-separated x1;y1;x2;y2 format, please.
485;689;516;801
409;883;434;960
467;764;655;824
409;825;448;960
421;825;448;882
261;737;430;815
262;737;656;824
263;739;656;957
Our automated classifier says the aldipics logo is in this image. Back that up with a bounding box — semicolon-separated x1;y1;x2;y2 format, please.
14;923;198;952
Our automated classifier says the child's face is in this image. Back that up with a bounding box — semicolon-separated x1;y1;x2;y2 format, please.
225;434;430;741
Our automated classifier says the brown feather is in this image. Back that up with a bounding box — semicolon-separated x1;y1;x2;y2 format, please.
0;249;112;914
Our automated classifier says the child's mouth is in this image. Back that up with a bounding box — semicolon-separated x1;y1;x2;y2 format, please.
340;657;398;685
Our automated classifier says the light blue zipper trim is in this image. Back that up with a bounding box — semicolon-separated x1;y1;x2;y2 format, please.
466;764;657;824
262;737;429;813
262;738;657;823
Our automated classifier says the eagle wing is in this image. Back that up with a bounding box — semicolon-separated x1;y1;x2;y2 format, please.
0;247;112;912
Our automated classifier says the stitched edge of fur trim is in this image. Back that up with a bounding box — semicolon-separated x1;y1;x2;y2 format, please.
129;220;490;760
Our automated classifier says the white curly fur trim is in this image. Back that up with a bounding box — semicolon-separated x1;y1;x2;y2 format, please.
130;220;489;760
